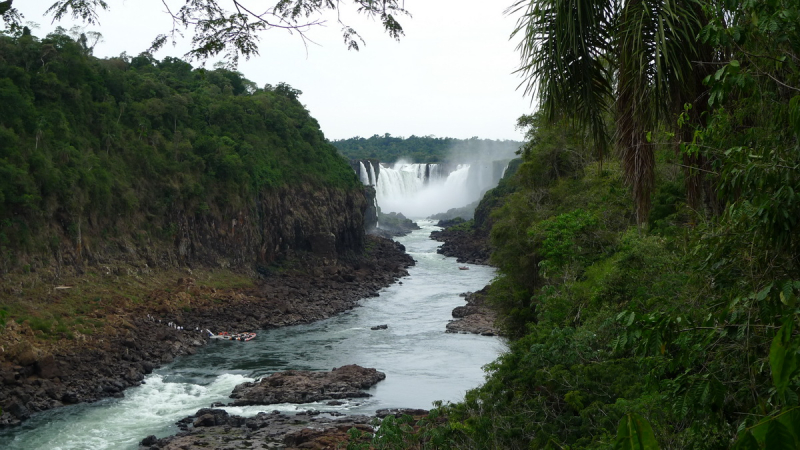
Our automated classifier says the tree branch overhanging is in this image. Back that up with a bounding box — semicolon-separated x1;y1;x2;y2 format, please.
4;0;410;66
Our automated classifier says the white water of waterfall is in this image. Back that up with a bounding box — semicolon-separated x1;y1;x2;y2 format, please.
368;163;377;187
375;163;473;218
358;162;371;186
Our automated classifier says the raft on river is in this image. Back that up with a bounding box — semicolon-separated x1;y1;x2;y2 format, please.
207;330;257;341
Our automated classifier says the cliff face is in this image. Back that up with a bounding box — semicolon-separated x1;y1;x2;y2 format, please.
174;183;366;266
363;186;379;232
46;184;367;276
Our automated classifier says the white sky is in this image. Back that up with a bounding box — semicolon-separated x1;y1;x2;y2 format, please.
16;1;534;141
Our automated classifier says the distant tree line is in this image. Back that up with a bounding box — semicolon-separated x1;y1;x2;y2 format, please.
331;134;523;163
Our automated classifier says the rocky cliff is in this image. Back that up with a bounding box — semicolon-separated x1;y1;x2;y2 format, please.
15;183;368;280
172;183;367;266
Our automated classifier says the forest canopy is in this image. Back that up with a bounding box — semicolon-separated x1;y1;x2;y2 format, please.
0;29;359;265
332;134;523;164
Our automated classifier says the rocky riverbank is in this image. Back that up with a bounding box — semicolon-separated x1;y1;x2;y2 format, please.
446;287;500;336
139;406;430;450
0;236;413;427
429;222;500;337
140;408;375;450
430;221;491;265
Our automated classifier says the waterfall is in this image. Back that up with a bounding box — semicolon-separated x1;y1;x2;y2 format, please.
375;163;428;202
352;159;511;218
358;162;371;186
368;162;377;186
372;162;474;218
500;162;510;179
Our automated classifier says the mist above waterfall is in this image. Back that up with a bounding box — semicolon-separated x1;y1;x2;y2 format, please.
445;138;520;165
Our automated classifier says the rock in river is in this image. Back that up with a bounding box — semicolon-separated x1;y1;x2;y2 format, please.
446;286;501;336
228;364;386;406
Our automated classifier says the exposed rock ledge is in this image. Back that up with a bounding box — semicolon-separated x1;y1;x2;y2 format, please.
446;287;501;336
139;408;376;450
139;407;434;450
0;236;413;427
430;223;491;265
229;365;386;406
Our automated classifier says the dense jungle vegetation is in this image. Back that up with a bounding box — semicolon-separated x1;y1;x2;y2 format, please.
0;29;359;271
350;0;800;448
332;134;522;163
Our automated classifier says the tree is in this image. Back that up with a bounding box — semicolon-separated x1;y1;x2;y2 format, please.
1;0;409;65
509;0;713;224
0;0;22;35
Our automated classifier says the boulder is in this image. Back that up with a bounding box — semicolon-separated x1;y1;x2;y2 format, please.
137;409;374;449
193;413;217;427
0;365;18;386
229;364;385;406
3;399;31;420
36;354;61;379
61;391;80;404
16;350;38;367
140;435;158;446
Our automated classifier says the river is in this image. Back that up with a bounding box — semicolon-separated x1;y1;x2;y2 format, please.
0;220;503;449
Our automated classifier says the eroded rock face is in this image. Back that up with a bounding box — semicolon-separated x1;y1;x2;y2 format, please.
229;365;386;406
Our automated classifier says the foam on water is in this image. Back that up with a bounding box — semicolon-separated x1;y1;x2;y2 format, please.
0;373;252;449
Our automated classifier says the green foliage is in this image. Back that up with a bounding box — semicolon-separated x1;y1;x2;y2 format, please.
733;407;800;450
332;134;522;164
771;320;800;402
529;209;598;279
487;138;632;336
405;4;800;439
346;409;456;450
444;218;473;233
0;31;360;269
414;1;800;449
614;413;660;450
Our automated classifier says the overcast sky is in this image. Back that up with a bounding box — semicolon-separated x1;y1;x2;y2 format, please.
16;1;534;141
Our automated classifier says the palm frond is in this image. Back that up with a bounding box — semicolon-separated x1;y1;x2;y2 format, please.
614;0;707;223
510;0;615;160
510;0;712;223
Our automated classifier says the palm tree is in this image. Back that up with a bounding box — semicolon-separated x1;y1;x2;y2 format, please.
509;0;712;224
